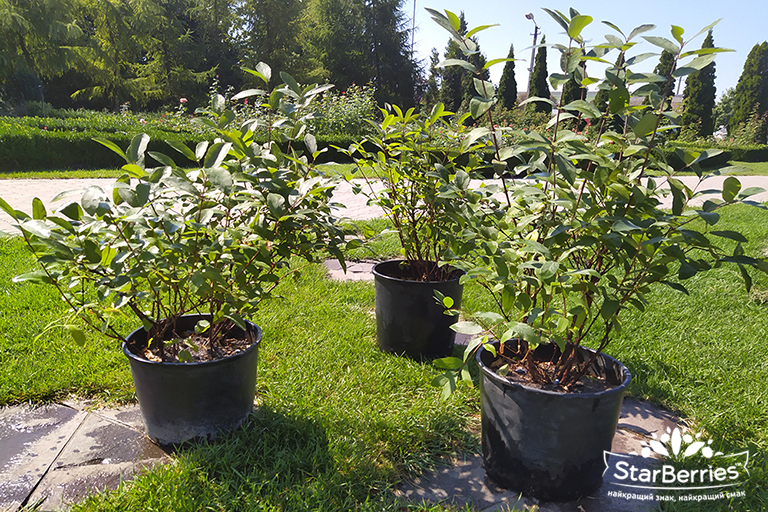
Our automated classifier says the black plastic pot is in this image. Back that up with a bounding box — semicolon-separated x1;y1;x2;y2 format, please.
123;315;262;446
477;341;631;501
372;260;464;360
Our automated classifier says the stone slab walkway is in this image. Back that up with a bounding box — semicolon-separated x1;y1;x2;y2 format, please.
0;396;681;512
3;175;768;233
0;401;169;512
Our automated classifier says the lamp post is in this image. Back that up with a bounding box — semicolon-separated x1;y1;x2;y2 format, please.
525;13;539;98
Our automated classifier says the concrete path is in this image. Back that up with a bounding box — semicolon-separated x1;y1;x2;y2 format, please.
3;175;768;234
0;400;169;512
0;178;384;234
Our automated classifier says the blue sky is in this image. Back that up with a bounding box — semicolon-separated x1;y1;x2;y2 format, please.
410;0;768;99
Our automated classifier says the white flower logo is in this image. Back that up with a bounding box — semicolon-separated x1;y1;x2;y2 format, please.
633;427;723;459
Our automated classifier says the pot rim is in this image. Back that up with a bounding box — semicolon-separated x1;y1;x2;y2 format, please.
372;259;465;284
476;340;631;400
122;314;262;367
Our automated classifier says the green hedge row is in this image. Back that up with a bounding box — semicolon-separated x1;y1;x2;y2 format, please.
0;117;369;171
665;141;768;167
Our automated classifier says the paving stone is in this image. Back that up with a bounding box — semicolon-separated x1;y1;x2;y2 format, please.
0;404;86;512
30;460;159;512
397;398;680;512
27;411;169;511
323;259;376;281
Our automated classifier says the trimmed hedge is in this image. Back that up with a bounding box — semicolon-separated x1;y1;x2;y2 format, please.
0;117;370;171
664;141;768;168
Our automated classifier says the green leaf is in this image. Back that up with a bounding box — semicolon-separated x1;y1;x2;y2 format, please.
148;151;176;168
612;218;641;232
206;167;233;194
451;321;483;335
722;176;741;202
203;142;232;169
567;15;593;40
267;193;286;217
673;54;716;78
469;97;495;119
59;202;82;221
65;325;87;347
32;197;46;220
504;323;539;345
628;24;655;40
166;140;198;162
473;78;495;99
537;261;559;281
601;298;620;320
679;262;697;279
466;24;499;38
177;350;194;363
633;112;658;137
671;25;685;44
92;137;127;162
126;133;150;166
696;210;720;225
195;320;210;334
195;141;210;161
710;230;748;243
437;59;477;72
642;36;680;54
13;270;51;285
433;357;463;371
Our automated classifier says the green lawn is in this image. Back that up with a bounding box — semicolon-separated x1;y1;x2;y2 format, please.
2;208;768;511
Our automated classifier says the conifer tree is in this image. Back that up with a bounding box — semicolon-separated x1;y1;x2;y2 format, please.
528;36;551;114
497;44;517;109
680;31;717;137
729;41;768;132
438;13;467;112
654;50;676;110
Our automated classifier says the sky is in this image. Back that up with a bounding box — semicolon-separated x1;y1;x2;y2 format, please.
409;0;768;99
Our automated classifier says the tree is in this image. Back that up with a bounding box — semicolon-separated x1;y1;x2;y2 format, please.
680;30;717;137
729;41;768;133
0;0;83;101
300;0;417;106
420;48;441;108
438;12;467;112
233;0;305;78
653;49;676;110
713;87;735;129
528;36;550;114
496;44;517;109
364;0;417;107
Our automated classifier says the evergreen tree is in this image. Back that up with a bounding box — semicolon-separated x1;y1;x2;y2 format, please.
364;0;417;107
497;44;517;109
680;31;717;137
560;76;584;106
438;13;467;112
729;41;768;133
421;48;441;108
653;49;676;110
528;36;550;114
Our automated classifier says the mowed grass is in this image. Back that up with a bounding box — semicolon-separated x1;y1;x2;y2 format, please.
2;207;768;510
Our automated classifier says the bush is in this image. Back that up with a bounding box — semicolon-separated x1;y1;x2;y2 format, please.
0;115;211;171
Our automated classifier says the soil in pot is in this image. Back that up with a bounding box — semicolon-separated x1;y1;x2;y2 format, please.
477;341;631;502
124;317;256;363
373;260;464;360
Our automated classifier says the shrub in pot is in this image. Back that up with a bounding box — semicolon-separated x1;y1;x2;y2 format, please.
0;65;348;445
428;8;768;501
340;104;486;359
